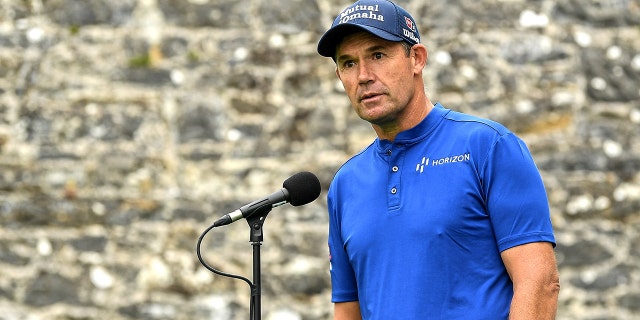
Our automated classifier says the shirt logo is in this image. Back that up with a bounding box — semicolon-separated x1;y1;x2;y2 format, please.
416;157;429;173
415;153;471;173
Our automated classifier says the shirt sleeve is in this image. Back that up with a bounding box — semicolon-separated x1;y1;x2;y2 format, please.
327;182;359;302
481;133;556;252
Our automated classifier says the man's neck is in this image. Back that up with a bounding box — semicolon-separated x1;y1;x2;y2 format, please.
373;97;433;141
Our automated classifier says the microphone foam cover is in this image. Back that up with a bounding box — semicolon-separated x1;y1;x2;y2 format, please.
283;171;321;206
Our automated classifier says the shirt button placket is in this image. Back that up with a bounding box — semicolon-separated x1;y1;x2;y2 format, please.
387;147;402;210
391;166;399;194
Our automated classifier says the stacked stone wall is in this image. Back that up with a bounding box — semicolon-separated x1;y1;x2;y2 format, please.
0;0;639;319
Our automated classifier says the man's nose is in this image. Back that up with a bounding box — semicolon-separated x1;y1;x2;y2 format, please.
357;61;374;84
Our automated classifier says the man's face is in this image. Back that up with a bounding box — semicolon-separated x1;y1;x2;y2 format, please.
335;31;417;127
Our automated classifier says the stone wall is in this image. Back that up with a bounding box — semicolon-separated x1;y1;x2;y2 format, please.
0;0;639;319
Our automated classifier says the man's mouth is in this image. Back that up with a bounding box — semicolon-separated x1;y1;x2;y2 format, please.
360;92;382;102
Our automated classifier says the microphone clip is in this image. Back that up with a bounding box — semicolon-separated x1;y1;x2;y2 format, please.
246;205;272;242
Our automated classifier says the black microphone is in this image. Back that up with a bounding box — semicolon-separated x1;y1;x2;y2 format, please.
212;172;321;227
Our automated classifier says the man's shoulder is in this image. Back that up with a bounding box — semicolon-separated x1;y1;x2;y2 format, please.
337;143;376;171
441;108;511;137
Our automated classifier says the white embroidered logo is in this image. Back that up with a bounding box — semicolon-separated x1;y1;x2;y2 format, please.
416;153;471;174
339;4;384;24
415;157;429;173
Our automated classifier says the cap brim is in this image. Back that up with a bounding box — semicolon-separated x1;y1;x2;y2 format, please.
317;23;404;58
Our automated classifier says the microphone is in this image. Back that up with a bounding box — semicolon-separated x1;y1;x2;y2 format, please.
212;171;321;227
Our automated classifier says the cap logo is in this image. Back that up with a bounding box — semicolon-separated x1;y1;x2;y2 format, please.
339;4;384;24
404;16;416;32
317;1;421;57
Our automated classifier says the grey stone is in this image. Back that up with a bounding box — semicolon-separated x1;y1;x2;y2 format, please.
0;0;638;319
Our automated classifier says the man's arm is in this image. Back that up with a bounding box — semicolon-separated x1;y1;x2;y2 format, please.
334;301;362;320
501;241;560;320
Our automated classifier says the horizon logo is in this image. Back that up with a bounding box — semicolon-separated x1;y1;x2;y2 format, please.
415;153;471;173
416;157;429;173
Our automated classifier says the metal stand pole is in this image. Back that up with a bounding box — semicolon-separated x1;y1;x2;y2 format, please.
247;210;268;320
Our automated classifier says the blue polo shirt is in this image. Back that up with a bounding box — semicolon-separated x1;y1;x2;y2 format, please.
327;103;555;319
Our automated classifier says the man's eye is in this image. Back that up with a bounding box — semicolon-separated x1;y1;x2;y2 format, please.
373;52;384;59
343;61;355;68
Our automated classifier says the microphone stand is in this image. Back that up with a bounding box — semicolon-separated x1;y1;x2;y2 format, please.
246;206;272;320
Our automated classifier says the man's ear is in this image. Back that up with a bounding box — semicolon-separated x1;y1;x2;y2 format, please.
412;44;428;74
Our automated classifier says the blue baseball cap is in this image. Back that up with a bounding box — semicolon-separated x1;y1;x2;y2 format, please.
317;0;421;58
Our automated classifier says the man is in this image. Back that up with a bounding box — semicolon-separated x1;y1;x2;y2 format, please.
317;0;560;319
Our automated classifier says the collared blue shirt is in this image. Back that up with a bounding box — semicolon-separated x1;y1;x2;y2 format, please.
327;103;555;319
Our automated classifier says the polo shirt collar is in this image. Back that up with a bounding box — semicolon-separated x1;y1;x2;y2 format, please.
376;102;448;151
